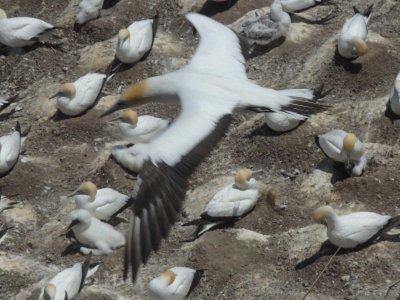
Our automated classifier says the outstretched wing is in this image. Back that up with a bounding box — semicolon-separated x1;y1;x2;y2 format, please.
185;13;246;79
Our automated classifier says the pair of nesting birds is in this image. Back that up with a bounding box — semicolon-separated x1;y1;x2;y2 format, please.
316;129;366;176
100;12;327;281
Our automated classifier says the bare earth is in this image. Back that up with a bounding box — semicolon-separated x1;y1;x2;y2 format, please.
1;0;400;299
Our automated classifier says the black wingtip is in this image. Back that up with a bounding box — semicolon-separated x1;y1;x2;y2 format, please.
313;84;333;100
15;122;21;134
187;269;205;296
353;4;373;17
314;135;321;149
79;252;92;292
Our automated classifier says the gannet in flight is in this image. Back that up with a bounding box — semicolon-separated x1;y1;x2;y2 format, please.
389;72;400;116
147;267;204;300
75;0;104;29
67;209;125;255
237;0;291;46
38;254;100;300
313;205;400;248
101;12;328;281
0;122;23;175
69;181;132;221
110;110;169;144
50;73;106;116
0;8;55;48
183;168;275;241
316;129;366;176
338;5;373;59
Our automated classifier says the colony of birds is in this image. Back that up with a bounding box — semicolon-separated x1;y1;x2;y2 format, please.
0;0;400;299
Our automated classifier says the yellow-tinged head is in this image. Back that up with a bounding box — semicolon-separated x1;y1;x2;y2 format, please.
161;269;176;285
50;83;76;100
395;80;400;92
343;133;357;153
118;28;130;40
100;80;149;117
44;283;56;298
313;205;335;224
120;110;138;125
352;37;368;56
234;168;253;189
69;181;97;198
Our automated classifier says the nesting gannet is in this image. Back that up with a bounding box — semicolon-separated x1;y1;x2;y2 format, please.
111;144;145;173
0;122;22;175
237;0;291;46
0;8;55;48
313;205;400;248
50;73;106;116
38;254;100;300
75;0;104;27
338;5;373;59
101;13;327;281
183;169;275;241
281;0;331;13
69;181;131;221
264;112;302;132
148;267;204;300
316;129;366;176
0;223;12;244
389;72;400;116
110;110;169;144
67;209;125;255
115;15;158;65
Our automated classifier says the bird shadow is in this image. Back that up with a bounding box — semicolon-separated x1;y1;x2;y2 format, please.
290;10;336;25
102;0;120;9
333;46;362;74
197;0;239;17
241;36;286;60
296;234;400;270
246;121;304;138
384;99;400;124
315;157;350;184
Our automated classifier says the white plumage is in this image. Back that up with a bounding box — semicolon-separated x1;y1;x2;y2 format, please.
237;0;291;46
148;267;202;300
0;9;54;48
0;123;21;175
116;18;155;64
389;72;400;116
101;13;326;280
264;112;301;132
70;182;130;221
115;110;169;144
69;209;125;255
314;206;393;248
75;0;104;25
38;257;99;300
111;144;145;173
338;6;371;59
281;0;322;12
52;73;106;116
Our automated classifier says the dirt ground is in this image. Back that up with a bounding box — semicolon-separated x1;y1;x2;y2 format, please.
1;0;400;299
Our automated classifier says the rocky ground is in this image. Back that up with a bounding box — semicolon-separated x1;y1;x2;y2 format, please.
1;0;400;299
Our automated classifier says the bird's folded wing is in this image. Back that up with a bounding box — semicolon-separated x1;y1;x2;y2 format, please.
124;106;232;281
185;13;247;79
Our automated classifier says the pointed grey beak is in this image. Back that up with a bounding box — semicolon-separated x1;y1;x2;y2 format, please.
49;92;61;100
107;116;121;123
67;190;82;198
100;102;129;118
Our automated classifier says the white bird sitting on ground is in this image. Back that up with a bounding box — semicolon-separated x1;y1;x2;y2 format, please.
50;73;107;116
75;0;104;28
100;12;328;281
111;144;145;173
147;267;204;300
67;209;125;255
38;254;100;300
337;5;373;59
69;181;131;221
264;112;302;132
183;168;276;241
0;8;55;48
316;129;367;176
0;122;23;175
115;15;158;65
110;110;169;144
281;0;332;13
237;0;291;46
389;72;400;116
313;205;400;248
